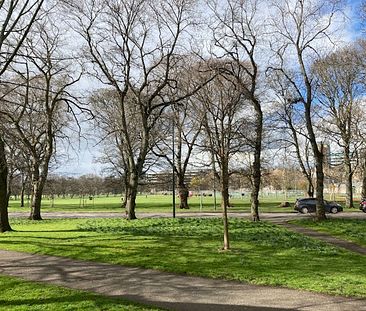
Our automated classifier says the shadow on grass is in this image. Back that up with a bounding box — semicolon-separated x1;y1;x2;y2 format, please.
14;229;82;233
0;254;317;311
0;295;295;311
0;295;127;307
1;250;362;310
126;297;296;311
1;218;366;298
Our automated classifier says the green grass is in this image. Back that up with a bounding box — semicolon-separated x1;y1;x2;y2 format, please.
0;217;365;298
8;196;124;213
8;194;360;213
0;274;161;310
291;218;366;247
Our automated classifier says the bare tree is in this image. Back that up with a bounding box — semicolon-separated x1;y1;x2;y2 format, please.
153;59;206;210
0;137;10;232
268;72;315;197
196;67;248;250
65;0;204;219
90;88;147;210
1;9;83;220
154;101;203;209
0;0;45;232
269;0;345;220
360;150;366;198
207;0;266;221
314;44;366;208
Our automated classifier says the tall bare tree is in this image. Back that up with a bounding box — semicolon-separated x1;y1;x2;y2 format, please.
0;0;44;231
207;0;265;221
91;88;149;210
268;72;315;197
65;0;203;219
154;59;206;210
1;9;83;220
269;0;345;220
314;44;366;208
196;66;248;250
154;101;203;209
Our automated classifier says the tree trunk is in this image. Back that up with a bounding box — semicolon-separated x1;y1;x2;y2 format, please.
29;164;46;220
362;176;366;200
178;176;189;209
221;160;230;250
361;157;366;199
121;172;129;209
298;45;326;221
307;182;314;198
0;138;12;232
125;170;138;220
314;147;326;220
288;117;314;198
6;172;12;205
345;169;353;208
122;185;128;210
20;177;26;207
344;149;353;208
29;180;43;220
250;101;262;222
121;195;127;209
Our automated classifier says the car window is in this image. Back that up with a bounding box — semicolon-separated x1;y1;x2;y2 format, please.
305;199;316;204
301;199;312;202
300;198;316;205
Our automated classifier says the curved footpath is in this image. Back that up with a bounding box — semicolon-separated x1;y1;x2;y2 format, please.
0;249;365;311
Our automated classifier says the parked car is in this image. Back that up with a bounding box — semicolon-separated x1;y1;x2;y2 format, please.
359;199;366;213
294;198;343;214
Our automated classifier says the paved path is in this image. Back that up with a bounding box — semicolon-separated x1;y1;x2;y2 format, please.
0;249;365;311
277;223;366;255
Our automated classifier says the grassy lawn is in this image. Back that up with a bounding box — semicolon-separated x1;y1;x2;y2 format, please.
0;275;161;310
8;194;361;213
0;217;365;298
291;218;366;247
8;194;294;213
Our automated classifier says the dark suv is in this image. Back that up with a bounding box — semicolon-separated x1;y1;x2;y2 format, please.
294;198;343;214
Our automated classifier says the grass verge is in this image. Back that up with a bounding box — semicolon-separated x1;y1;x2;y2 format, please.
0;217;365;298
0;274;161;310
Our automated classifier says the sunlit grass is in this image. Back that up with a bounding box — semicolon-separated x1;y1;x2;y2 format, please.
0;217;365;298
8;194;361;213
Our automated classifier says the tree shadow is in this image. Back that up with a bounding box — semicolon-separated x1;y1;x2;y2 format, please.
0;251;361;311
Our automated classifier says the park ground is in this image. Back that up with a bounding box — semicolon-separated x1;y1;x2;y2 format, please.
0;194;365;310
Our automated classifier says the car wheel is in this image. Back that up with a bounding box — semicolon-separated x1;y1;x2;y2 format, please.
301;207;309;214
330;207;338;214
